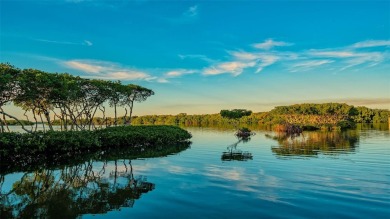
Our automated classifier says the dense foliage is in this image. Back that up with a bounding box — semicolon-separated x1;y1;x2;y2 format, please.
0;125;192;170
220;109;252;119
0;63;154;132
130;103;388;129
351;106;389;123
270;103;357;116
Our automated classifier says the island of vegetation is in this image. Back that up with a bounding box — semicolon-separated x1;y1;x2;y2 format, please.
220;109;255;137
130;103;388;131
0;63;192;165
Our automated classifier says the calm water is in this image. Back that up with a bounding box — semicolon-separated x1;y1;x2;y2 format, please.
1;125;389;218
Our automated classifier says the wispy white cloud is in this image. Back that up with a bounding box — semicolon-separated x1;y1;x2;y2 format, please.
63;59;152;81
253;38;292;50
255;54;280;73
64;0;128;8
184;5;198;17
200;47;291;76
51;38;389;82
308;49;384;70
166;5;199;24
227;51;288;73
351;40;390;48
156;78;169;83
308;50;356;58
293;60;334;68
230;51;259;61
165;69;196;78
65;0;90;3
290;59;334;72
84;40;93;46
65;60;103;73
34;38;93;46
108;71;150;80
203;61;256;76
342;53;384;70
178;54;215;63
166;71;183;77
231;52;280;73
200;38;388;77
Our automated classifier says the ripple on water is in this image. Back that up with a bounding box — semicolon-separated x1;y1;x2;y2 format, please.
1;127;389;218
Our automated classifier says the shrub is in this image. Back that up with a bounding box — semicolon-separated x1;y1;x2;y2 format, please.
0;125;192;169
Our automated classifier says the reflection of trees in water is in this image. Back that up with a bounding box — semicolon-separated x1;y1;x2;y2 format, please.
1;142;191;175
182;123;272;132
356;123;390;140
0;160;154;218
357;123;389;131
266;131;359;158
1;142;191;218
221;137;253;161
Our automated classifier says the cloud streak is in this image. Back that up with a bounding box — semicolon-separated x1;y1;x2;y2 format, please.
34;38;93;46
178;54;215;63
165;69;196;78
203;61;256;76
200;38;388;77
351;40;390;48
229;51;282;73
308;49;384;70
63;59;152;81
253;39;292;50
165;5;199;24
184;5;198;17
290;60;334;72
54;38;389;83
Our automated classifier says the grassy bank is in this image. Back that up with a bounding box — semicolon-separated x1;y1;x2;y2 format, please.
0;125;192;172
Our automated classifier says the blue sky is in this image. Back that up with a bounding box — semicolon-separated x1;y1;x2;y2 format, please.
1;0;389;116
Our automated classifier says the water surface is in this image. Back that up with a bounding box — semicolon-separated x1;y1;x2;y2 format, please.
1;125;389;218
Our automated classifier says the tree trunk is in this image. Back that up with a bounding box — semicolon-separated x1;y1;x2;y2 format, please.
89;105;99;130
123;108;128;125
39;113;46;131
128;100;134;125
114;103;117;126
44;110;54;131
32;109;38;132
0;108;10;132
0;118;4;133
0;111;33;133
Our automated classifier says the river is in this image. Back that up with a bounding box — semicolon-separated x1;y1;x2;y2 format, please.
1;124;389;218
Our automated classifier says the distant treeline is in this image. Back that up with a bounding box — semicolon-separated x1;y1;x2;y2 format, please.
128;103;389;128
0;119;34;126
45;103;390;128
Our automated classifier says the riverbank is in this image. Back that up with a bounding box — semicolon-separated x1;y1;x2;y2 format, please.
0;125;192;173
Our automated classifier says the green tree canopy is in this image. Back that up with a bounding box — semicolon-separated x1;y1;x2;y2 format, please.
220;109;252;119
0;63;154;132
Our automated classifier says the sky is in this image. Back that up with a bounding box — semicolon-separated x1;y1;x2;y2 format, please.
0;0;389;117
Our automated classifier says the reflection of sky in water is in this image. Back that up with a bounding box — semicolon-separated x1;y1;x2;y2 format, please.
1;127;390;218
